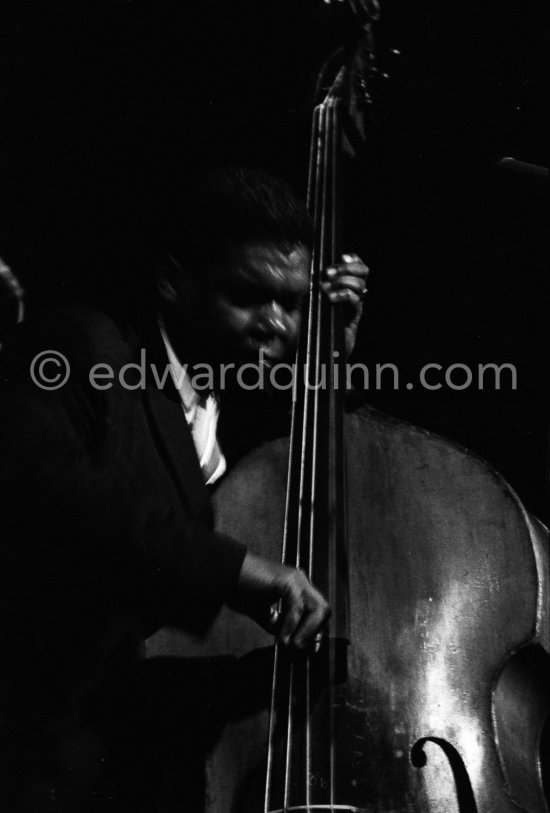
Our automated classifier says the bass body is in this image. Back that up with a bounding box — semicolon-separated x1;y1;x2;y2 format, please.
147;403;550;813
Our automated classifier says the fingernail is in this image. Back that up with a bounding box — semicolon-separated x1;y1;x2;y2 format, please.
269;607;280;625
342;253;355;263
326;267;337;277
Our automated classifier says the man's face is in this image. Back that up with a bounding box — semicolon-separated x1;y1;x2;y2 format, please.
196;242;310;367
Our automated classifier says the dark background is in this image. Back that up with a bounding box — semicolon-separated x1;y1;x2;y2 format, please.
1;0;549;518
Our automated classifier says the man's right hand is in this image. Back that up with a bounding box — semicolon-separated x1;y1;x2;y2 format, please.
229;551;330;650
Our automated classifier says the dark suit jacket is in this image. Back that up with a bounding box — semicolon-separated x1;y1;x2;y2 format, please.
0;307;246;805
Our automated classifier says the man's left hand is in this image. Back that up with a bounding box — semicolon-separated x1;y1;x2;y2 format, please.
321;253;369;357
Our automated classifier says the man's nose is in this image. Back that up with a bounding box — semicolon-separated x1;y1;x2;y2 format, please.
253;301;288;337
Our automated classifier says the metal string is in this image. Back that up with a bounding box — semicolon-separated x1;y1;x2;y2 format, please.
328;91;340;809
264;69;345;812
264;99;324;813
305;96;329;811
297;93;328;812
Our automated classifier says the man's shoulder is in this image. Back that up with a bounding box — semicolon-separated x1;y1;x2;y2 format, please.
10;307;139;366
34;306;133;345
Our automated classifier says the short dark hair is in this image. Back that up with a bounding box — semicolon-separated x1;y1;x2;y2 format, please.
166;165;313;272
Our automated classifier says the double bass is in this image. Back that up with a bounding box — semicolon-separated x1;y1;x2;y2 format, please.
147;16;550;813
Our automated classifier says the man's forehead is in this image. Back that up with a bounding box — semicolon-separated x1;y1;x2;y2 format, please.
218;243;310;289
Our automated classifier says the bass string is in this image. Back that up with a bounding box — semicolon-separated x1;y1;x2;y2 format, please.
290;91;328;811
305;82;347;810
283;91;329;810
328;88;342;808
264;99;323;813
313;88;343;810
298;88;340;809
264;75;344;811
305;94;330;810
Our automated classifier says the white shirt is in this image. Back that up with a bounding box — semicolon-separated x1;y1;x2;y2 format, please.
159;322;227;486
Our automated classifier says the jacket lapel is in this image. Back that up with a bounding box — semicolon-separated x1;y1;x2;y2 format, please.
139;314;209;515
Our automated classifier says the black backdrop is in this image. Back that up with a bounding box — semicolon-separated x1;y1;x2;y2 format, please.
1;0;549;517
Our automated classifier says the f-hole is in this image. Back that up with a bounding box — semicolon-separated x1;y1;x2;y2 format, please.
411;737;478;813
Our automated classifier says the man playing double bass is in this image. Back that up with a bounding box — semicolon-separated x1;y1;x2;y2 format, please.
0;165;369;810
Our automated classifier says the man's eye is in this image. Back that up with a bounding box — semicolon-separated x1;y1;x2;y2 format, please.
227;288;303;311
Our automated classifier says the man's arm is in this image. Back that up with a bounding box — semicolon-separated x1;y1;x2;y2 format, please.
0;312;329;647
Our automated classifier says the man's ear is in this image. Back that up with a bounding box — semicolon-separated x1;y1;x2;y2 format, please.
156;253;195;307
